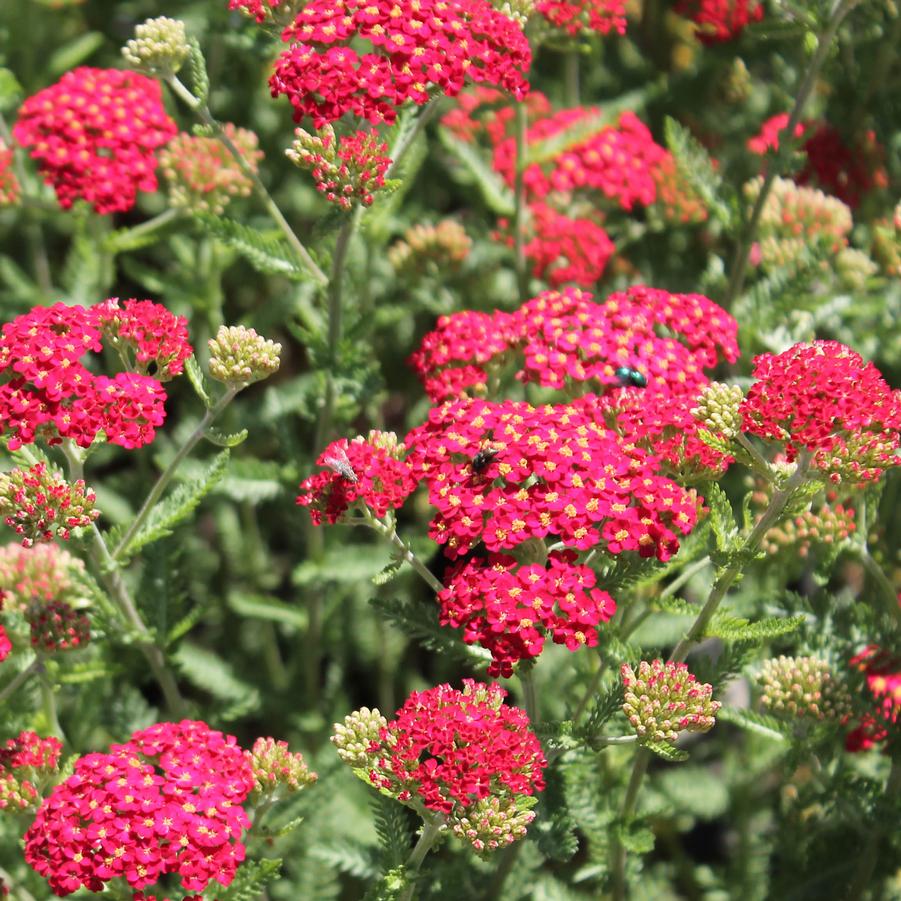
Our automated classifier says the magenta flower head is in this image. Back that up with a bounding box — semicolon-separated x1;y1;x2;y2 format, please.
332;681;546;852
0;731;62;813
13;68;177;215
24;720;256;896
739;341;901;484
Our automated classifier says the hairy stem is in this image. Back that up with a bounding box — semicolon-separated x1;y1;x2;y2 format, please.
365;511;446;594
0;657;41;706
37;657;64;742
722;0;862;310
112;386;238;561
399;814;446;901
165;75;328;286
519;665;540;724
611;455;813;898
110;207;183;246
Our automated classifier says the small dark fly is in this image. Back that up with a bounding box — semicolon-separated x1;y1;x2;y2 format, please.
614;366;648;389
323;447;358;482
471;447;500;474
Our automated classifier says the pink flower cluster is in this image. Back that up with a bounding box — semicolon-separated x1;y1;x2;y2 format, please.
846;647;901;752
536;0;627;36
652;152;708;224
297;432;418;524
740;341;901;483
24;721;255;896
747;114;888;209
0;619;9;662
13;68;177;214
404;396;700;561
0;731;62;812
270;0;531;126
27;599;90;653
439;551;616;676
0;300;191;451
229;0;286;21
0;463;99;546
675;0;763;43
0;141;19;206
370;681;545;814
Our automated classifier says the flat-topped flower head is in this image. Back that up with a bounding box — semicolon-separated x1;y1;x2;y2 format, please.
739;341;901;483
0;141;19;207
26;598;90;653
160;125;263;216
0;543;85;613
389;219;472;276
0;731;62;812
622;660;720;745
535;0;627;36
271;0;531;126
439;551;616;676
334;681;545;851
846;647;901;752
758;656;852;721
0;463;99;546
121;16;190;77
0;300;191;451
0;621;9;662
13;68;177;214
24;720;255;896
229;0;304;25
762;501;856;558
287;126;392;209
405;396;700;561
297;433;418;525
676;0;763;43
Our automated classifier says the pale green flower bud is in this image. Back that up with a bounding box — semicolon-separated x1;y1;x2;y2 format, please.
331;707;387;768
122;17;190;77
247;737;317;798
759;656;852;721
692;382;744;439
208;325;282;386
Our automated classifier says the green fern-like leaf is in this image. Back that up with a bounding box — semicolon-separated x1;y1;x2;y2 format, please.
193;213;309;280
227;591;308;630
716;705;791;741
437;128;515;216
204;426;249;448
173;642;260;721
310;841;379;880
370;596;491;669
114;450;230;562
216;858;282;900
184;355;215;410
705;612;806;643
664;117;734;226
532;765;579;862
643;740;689;762
186;37;210;104
372;794;413;870
703;481;739;553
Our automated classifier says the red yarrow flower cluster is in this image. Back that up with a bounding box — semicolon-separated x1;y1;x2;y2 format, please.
0;619;10;662
652;152;708;224
371;681;544;813
297;431;418;525
0;731;62;812
270;0;531;126
229;0;288;22
27;599;90;653
747;114;888;209
0;141;19;206
13;68;176;214
0;463;99;546
24;720;255;897
287;126;391;209
0;300;191;451
739;341;901;484
675;0;763;43
536;0;627;36
404;396;700;561
439;551;616;676
846;647;901;752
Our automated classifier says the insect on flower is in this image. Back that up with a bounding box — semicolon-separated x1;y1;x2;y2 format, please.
614;366;648;388
322;447;358;482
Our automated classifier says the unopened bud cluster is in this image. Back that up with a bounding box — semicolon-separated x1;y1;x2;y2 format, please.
622;660;720;745
360;430;405;460
746;176;852;272
0;731;62;813
763;502;856;557
287;125;392;210
388;220;472;276
492;0;534;27
209;325;282;386
121;17;190;77
331;707;387;769
247;737;317;798
26;600;90;653
758;656;852;721
692;381;744;440
0;543;85;613
872;202;901;278
160;125;263;216
0;464;99;547
835;248;877;292
450;794;536;855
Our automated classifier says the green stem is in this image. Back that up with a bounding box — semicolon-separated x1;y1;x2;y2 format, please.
611;454;813;898
857;549;901;626
512;101;529;302
0;657;40;706
111;386;239;561
519;665;539;724
563;51;580;107
385;99;442;180
165;75;328;286
365;512;446;594
109;207;183;246
721;0;862;311
399;814;446;901
736;433;775;481
36;657;64;742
